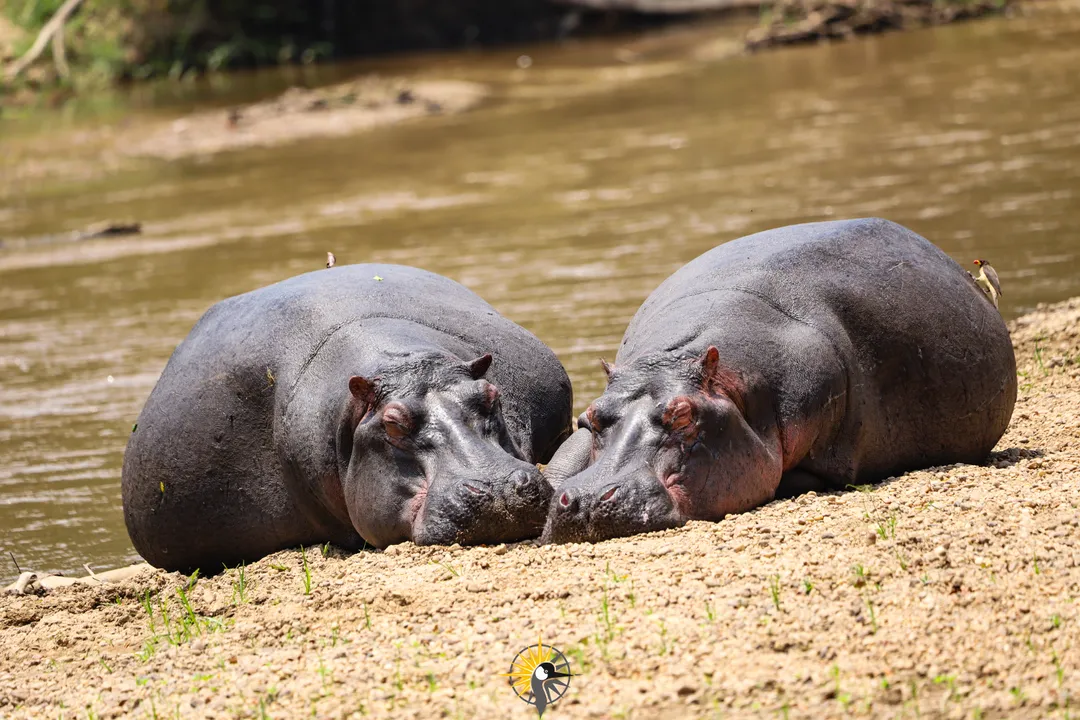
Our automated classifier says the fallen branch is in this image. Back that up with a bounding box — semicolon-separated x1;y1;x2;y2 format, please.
6;571;39;595
51;15;69;80
3;563;154;594
83;563;101;583
4;0;84;81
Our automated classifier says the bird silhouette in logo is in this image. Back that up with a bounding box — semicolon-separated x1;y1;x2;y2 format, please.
529;661;572;717
501;635;573;717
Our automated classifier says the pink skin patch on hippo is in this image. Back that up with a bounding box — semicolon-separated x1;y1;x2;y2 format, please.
659;396;699;519
778;423;815;471
409;476;430;530
662;473;692;517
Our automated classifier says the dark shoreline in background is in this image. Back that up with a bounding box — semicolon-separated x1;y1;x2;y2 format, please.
1;0;1016;104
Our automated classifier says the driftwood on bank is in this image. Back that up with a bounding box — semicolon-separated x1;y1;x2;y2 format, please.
3;0;83;81
553;0;1012;46
744;0;1012;51
50;9;69;79
4;563;154;595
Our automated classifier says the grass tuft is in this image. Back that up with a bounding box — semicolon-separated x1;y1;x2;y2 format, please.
231;562;248;604
134;588;229;662
300;545;312;595
768;574;782;611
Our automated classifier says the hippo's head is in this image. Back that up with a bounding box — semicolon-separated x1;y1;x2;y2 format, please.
542;347;776;544
341;352;552;548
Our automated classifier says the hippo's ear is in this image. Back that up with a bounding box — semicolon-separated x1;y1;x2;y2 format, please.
348;376;379;424
600;359;614;379
700;346;721;378
349;375;377;401
466;353;493;380
697;346;747;415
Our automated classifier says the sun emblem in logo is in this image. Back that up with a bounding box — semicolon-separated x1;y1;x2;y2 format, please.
500;635;573;717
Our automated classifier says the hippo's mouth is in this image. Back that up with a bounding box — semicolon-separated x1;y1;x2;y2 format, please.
408;476;499;545
541;508;685;544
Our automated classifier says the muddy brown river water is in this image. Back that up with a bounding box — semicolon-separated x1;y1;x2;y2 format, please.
1;4;1079;581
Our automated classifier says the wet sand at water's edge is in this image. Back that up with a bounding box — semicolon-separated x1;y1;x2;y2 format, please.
1;297;1078;719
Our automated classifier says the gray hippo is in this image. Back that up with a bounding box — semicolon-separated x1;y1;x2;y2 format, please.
543;218;1016;543
123;264;572;572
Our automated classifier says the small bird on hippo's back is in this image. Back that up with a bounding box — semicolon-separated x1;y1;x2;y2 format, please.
972;258;1002;309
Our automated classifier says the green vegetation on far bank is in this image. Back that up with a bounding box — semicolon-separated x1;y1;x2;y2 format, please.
2;0;613;93
1;0;1016;98
2;0;344;89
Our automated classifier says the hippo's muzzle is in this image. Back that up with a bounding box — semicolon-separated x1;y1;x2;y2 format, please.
414;463;552;546
540;464;684;544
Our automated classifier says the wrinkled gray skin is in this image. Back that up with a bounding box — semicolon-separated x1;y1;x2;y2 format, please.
543;218;1017;544
123;264;572;572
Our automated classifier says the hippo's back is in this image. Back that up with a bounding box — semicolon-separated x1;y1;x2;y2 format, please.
127;263;571;458
156;264;517;399
622;218;1016;480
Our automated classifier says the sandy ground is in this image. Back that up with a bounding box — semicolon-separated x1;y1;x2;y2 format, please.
1;297;1079;720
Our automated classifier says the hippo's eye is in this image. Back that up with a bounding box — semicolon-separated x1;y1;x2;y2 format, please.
662;396;696;434
481;383;501;412
580;407;600;433
382;403;413;440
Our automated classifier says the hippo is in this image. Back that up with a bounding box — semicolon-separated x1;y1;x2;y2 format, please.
543;218;1016;543
122;264;572;572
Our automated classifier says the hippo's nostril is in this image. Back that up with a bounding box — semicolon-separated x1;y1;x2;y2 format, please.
600;486;618;502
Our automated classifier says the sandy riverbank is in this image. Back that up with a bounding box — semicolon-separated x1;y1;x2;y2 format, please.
123;77;488;162
1;297;1079;719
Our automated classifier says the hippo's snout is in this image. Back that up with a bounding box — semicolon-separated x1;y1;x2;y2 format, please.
541;468;683;544
553;482;618;514
462;468;539;499
512;468;541;497
414;461;552;546
506;465;553;510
